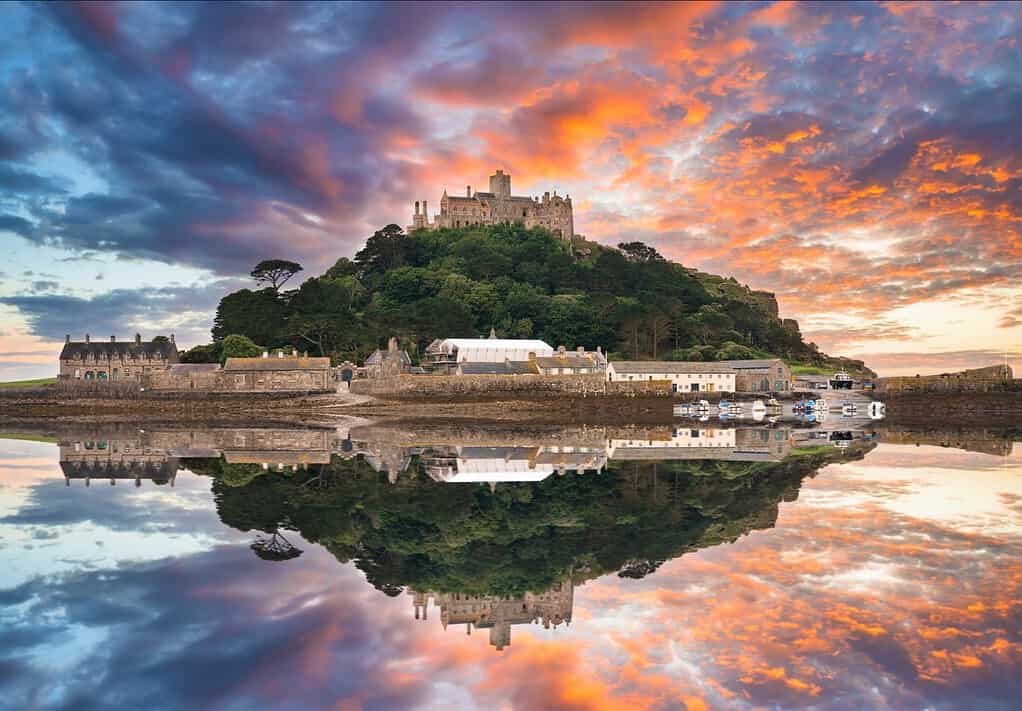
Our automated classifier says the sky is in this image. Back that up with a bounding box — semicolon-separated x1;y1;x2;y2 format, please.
0;0;1020;379
1;436;1020;709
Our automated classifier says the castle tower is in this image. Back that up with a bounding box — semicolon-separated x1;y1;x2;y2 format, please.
489;170;511;198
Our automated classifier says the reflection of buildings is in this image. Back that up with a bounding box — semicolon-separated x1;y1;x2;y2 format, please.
421;445;607;484
60;438;179;486
608;427;792;461
410;577;574;651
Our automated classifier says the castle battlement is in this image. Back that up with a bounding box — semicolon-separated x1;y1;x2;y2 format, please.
409;169;574;239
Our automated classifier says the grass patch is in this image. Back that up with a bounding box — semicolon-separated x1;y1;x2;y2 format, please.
789;364;833;376
0;377;57;389
0;432;58;444
790;444;835;456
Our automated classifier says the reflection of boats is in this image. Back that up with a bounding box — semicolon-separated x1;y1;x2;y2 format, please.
673;400;712;418
868;401;886;420
830;371;854;389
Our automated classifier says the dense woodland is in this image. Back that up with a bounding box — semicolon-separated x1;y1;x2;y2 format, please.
185;223;863;369
186;445;864;597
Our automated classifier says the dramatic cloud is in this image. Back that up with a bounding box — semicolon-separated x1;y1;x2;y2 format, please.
1;439;1020;710
0;1;1019;372
0;279;247;344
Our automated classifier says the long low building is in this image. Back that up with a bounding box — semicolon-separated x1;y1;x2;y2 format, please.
606;361;737;393
425;335;554;374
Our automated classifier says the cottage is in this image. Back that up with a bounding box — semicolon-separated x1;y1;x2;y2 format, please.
222;351;332;392
365;338;412;378
532;346;607;375
59;333;178;382
723;359;792;392
606;361;737;393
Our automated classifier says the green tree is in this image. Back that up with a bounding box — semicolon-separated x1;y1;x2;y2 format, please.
251;259;303;293
220;334;263;362
212;288;286;344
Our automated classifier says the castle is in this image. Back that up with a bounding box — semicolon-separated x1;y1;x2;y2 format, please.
409;169;574;239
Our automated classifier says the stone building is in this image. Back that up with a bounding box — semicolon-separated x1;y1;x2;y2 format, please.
606;361;737;393
59;333;178;382
723;359;792;393
410;577;574;651
364;337;412;378
221;352;332;391
409;169;574;239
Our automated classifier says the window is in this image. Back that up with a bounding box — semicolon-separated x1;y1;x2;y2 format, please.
690;383;699;392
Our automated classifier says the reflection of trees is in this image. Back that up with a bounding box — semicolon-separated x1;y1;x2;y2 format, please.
251;531;303;561
191;444;871;596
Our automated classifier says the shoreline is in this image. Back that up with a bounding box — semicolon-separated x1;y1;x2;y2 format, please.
1;386;1019;426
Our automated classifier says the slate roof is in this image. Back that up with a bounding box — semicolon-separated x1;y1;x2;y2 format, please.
533;355;601;370
458;361;539;375
721;359;786;370
60;338;178;362
60;458;180;481
166;363;219;374
224;356;331;371
365;349;412;365
609;361;737;374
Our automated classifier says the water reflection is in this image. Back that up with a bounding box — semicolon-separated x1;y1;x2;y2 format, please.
1;422;1020;709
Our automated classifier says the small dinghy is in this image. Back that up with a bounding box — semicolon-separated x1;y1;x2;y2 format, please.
841;402;858;417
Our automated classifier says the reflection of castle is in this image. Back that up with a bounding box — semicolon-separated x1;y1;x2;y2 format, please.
410;577;574;651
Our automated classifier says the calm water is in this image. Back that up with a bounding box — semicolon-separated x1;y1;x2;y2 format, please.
1;422;1020;710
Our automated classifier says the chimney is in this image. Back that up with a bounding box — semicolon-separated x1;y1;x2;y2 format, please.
467;185;471;197
110;335;116;343
423;199;428;217
85;333;90;344
388;336;398;353
262;351;269;358
415;200;420;216
558;345;566;354
170;333;175;344
577;346;584;354
135;333;141;345
489;327;497;339
65;334;70;344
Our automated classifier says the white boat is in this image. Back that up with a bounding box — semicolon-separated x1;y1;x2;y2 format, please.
841;402;858;416
830;371;854;390
751;399;767;412
868;401;886;420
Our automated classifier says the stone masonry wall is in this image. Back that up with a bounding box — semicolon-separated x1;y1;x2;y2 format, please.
350;374;673;400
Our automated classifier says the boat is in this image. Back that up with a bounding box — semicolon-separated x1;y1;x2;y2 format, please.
868;401;886;420
830;371;854;390
752;399;767;411
841;402;858;416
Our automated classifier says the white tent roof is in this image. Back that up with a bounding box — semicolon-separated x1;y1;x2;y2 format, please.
442;338;553;351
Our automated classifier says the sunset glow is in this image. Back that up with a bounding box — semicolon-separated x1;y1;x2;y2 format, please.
0;2;1020;377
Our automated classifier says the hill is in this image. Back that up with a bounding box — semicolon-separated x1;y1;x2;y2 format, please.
197;223;871;375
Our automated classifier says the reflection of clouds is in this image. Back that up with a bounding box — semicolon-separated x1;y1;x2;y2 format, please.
1;439;1020;709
